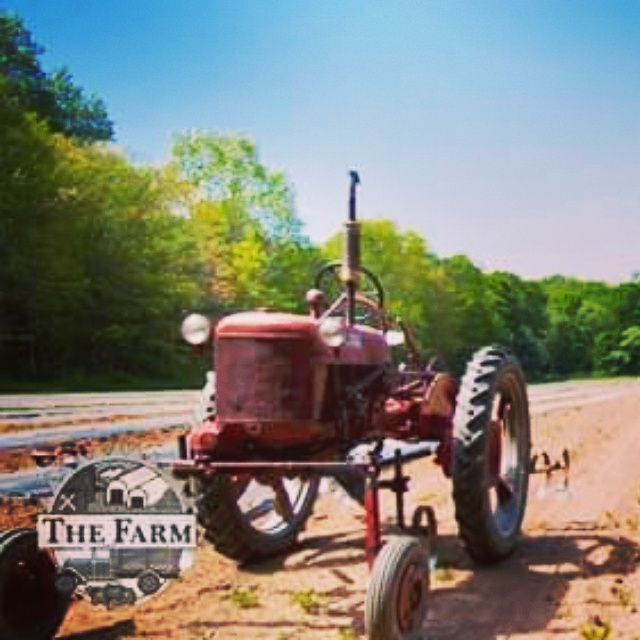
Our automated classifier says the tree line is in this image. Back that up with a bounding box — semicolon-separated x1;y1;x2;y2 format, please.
1;12;639;389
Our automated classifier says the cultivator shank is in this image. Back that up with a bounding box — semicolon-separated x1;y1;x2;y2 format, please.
530;448;571;492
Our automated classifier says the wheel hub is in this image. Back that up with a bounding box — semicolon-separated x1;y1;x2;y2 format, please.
397;563;427;632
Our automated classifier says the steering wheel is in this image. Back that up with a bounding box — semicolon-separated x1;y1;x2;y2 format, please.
314;261;385;312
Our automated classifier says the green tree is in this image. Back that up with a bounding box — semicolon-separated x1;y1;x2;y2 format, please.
439;255;507;371
542;277;595;377
46;141;203;376
544;315;587;377
0;120;204;380
603;326;640;375
616;282;640;328
0;11;113;142
171;132;319;313
488;272;548;379
0;75;60;374
172;131;300;241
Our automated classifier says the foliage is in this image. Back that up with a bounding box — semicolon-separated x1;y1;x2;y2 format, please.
487;272;548;378
0;11;113;142
2;106;639;384
172;131;322;314
2;13;640;387
0;117;204;380
542;277;640;378
323;223;552;377
172;131;300;242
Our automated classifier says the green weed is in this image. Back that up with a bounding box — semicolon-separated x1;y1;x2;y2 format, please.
612;582;634;609
435;565;454;581
290;588;324;614
434;556;455;582
224;585;259;609
580;619;614;640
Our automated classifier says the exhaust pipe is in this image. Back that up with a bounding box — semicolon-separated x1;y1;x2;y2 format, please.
343;170;361;325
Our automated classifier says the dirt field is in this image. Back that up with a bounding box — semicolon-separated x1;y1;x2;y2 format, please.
43;382;640;640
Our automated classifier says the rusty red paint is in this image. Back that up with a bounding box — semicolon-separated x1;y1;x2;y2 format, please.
364;479;382;568
216;311;318;340
216;337;317;422
324;326;389;366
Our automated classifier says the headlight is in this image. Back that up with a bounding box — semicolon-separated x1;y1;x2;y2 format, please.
318;317;346;347
181;313;212;346
385;329;405;347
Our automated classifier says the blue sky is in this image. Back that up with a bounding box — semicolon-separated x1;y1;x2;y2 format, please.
5;1;640;282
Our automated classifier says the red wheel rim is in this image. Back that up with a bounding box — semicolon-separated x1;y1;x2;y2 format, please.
397;561;428;633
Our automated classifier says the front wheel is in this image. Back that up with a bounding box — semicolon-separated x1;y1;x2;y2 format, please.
196;473;319;564
365;536;430;640
452;347;530;564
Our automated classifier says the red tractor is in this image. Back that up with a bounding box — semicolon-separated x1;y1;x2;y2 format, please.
173;172;531;640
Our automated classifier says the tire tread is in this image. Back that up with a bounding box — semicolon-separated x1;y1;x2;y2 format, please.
452;346;530;564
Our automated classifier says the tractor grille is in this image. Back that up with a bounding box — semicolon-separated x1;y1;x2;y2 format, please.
216;338;314;422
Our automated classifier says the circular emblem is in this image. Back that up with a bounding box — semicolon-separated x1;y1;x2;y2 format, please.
37;458;195;608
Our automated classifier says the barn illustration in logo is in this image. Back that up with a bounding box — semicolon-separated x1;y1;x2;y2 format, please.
38;458;195;607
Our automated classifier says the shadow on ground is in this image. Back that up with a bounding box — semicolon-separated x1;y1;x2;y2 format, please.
249;523;640;640
426;527;640;639
58;619;136;640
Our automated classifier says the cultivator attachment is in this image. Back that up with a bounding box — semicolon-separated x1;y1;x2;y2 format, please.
530;449;571;493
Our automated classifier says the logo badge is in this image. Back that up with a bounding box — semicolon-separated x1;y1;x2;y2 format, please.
37;458;195;607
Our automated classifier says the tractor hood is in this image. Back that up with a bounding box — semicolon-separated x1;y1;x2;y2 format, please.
216;310;390;365
216;311;318;341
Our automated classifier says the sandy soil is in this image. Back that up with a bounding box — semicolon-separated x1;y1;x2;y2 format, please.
31;384;640;639
2;382;638;638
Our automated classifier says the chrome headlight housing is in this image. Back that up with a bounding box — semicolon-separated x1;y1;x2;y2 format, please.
318;316;347;348
181;313;212;346
385;329;405;347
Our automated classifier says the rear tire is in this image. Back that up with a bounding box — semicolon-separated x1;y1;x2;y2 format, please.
452;347;530;563
197;473;319;564
0;528;70;640
365;536;430;640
